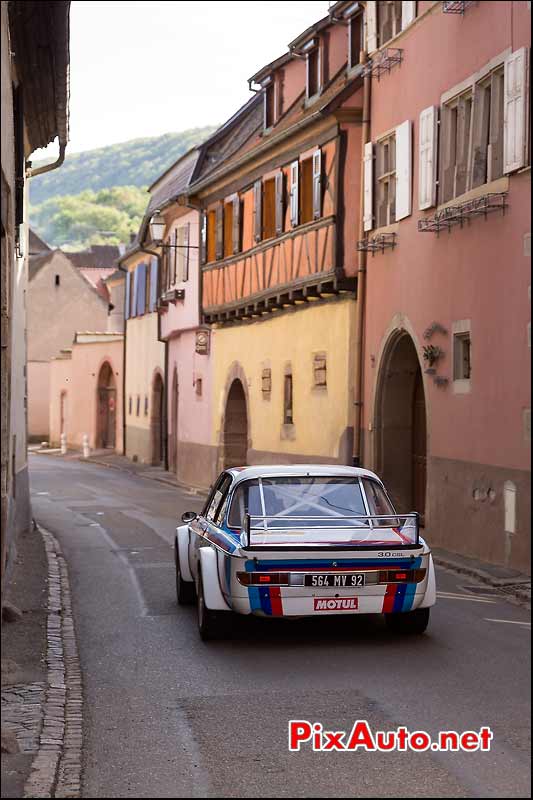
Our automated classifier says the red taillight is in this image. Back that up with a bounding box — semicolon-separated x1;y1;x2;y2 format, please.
394;572;408;581
236;572;290;586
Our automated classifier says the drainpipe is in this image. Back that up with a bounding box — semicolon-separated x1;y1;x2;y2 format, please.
26;142;67;178
118;263;128;456
352;49;371;468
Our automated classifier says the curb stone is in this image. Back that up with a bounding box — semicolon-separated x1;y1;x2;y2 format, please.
24;526;83;799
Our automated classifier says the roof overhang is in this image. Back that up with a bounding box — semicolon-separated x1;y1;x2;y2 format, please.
9;1;70;155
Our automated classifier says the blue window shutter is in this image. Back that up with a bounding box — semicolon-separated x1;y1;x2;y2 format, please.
137;263;146;316
124;271;131;320
150;257;158;311
132;268;138;317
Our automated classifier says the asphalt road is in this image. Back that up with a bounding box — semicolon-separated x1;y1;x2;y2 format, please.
30;455;531;799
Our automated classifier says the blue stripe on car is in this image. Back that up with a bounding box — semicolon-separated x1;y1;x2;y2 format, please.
392;584;407;612
401;583;417;612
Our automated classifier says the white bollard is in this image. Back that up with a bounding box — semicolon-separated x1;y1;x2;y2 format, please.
60;432;67;455
82;434;90;459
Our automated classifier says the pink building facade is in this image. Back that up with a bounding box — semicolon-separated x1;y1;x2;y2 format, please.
137;149;215;489
49;333;124;454
360;1;530;571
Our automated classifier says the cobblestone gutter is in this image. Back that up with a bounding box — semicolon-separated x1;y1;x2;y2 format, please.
24;527;83;799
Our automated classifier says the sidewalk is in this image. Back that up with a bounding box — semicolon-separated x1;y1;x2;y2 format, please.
1;522;48;798
30;447;531;608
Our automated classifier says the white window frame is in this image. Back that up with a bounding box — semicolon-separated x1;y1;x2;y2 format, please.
452;319;472;394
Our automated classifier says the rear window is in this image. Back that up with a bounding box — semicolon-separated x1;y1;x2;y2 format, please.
227;477;368;530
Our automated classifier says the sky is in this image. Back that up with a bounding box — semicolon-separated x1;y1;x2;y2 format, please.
38;0;331;159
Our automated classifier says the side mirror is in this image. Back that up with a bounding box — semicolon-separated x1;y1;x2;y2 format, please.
181;511;197;524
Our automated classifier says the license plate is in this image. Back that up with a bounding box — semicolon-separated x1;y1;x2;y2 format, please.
305;573;366;588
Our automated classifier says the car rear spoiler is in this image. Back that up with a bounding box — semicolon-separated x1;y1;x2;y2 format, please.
241;513;421;550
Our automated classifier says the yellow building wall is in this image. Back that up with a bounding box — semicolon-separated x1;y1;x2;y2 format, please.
212;297;356;463
125;311;165;462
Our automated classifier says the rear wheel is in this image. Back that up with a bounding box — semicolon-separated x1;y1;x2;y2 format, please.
175;541;195;605
197;572;231;641
385;607;430;635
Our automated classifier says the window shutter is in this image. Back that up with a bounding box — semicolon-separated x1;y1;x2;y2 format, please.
124;271;131;320
395;120;412;220
200;211;207;265
254;180;262;242
149;258;158;310
290;161;299;227
183;224;190;281
132;267;138;317
175;227;183;282
363;141;374;232
504;47;529;174
439;104;455;203
418;106;438;210
312;149;322;220
275;172;284;235
470;83;491;189
136;263;146;315
488;70;505;182
366;1;378;53
215;204;224;260
232;195;241;253
402;1;416;28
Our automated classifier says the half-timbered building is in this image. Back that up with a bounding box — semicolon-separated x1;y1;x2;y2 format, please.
188;3;367;472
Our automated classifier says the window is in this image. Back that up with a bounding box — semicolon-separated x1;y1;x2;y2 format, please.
223;201;233;258
283;373;293;425
452;320;472;394
471;66;505;188
348;13;363;69
144;396;148;416
195;377;203;397
440;91;473;202
262;178;276;240
55;274;60;286
300;157;314;224
205;473;232;524
128;396;132;415
261;368;272;396
453;332;471;381
136;395;140;416
313;353;327;387
264;81;276;129
207;209;217;263
306;45;321;99
375;132;396;227
379;1;403;46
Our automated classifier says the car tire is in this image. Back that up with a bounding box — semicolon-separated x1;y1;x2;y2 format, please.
175;541;196;606
384;607;430;635
197;572;230;641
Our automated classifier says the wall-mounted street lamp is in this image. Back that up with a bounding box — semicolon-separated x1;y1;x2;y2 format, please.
149;210;199;249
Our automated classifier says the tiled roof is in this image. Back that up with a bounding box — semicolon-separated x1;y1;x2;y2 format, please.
29;228;51;254
67;244;121;269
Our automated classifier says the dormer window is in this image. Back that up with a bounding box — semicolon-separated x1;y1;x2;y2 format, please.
348;12;363;69
264;78;276;129
305;40;321;99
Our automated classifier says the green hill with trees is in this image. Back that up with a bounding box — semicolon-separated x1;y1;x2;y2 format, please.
29;126;216;250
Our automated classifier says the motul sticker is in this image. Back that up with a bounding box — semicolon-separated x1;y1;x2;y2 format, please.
314;597;358;611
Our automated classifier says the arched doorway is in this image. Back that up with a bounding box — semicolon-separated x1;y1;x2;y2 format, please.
151;372;165;466
169;368;179;473
223;379;248;468
96;362;116;449
375;333;427;519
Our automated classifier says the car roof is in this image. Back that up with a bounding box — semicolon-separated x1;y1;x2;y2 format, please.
225;464;384;486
